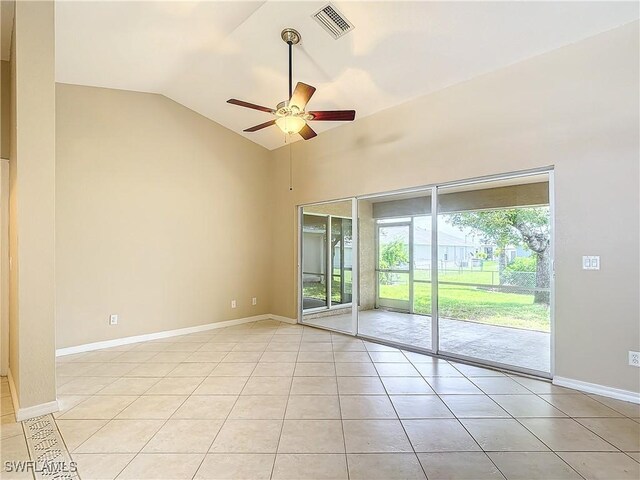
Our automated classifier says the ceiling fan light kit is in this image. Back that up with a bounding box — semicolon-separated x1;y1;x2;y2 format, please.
227;27;356;141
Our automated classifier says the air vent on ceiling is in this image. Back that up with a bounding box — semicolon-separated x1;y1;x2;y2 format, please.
312;3;354;40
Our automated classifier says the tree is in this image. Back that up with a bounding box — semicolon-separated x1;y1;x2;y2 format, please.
447;207;550;304
379;239;409;285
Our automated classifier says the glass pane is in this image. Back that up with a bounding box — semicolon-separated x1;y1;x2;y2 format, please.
413;215;432;315
378;226;410;270
301;200;354;335
302;213;327;310
357;191;433;351
437;174;551;374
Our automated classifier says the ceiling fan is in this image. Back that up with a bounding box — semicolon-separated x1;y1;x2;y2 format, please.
227;28;356;140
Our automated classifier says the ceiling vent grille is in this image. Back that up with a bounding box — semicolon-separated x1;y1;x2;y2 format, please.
312;4;354;39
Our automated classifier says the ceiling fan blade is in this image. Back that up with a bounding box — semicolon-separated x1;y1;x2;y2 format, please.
227;99;274;114
289;82;316;111
299;123;317;140
243;119;276;132
308;110;356;121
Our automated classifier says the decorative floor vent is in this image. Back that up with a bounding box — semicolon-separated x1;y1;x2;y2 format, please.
312;3;354;39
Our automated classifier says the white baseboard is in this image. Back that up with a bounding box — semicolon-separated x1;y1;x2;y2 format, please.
268;314;297;325
7;369;59;421
553;376;640;404
56;313;295;357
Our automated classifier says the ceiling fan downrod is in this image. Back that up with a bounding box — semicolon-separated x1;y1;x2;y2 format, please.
281;28;300;101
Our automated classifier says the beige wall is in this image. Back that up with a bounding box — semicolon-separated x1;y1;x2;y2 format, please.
269;22;640;393
10;0;57;410
55;84;272;348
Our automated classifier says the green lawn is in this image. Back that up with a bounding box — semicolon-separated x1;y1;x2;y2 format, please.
304;261;550;333
379;282;549;332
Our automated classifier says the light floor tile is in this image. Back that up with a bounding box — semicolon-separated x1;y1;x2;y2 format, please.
418;452;504;480
116;395;186;419
229;395;288;419
144;376;205;395
403;419;480;452
558;452;640;480
450;364;505;377
193;376;248;395
519;417;618;451
333;352;372;363
488;452;581;480
172;395;237;419
71;453;135;480
57;376;117;395
291;377;338;395
123;363;179;377
381;377;434;394
490;394;567;417
426;377;483;395
167;363;215;377
210;362;257;377
337;376;385;395
143;419;224;453
221;351;264;363
414;363;463;377
252;363;296;377
297;351;335;363
461;418;549;451
75;419;164;453
587;394;640;418
60;395;138;420
374;363;420;377
117;453;204;479
294;363;336;377
574;417;640;451
368;352;407;363
259;352;298;363
278;420;345;454
469;377;532;394
210;419;282;453
273;453;348;480
539;394;622;417
335;363;378;377
339;395;397;419
56;419;109;451
241;376;292;396
389;395;454;419
440;395;509;418
195;453;275;479
1;415;24;440
285;395;341;419
343;419;412;453
96;377;160;395
347;453;426;479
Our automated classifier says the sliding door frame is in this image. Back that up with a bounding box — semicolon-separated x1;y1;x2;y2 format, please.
297;167;555;379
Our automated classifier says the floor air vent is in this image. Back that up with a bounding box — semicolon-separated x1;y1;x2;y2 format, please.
312;3;354;39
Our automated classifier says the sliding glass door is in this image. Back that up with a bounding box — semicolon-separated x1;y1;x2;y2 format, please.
436;173;552;374
298;170;553;377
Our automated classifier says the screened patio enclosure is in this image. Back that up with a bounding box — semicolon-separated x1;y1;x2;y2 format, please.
299;171;553;376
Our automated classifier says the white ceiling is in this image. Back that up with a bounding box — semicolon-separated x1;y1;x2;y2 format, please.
55;1;639;150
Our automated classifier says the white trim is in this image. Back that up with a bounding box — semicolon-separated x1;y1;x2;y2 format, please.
7;369;59;421
15;400;59;422
56;314;275;357
553;376;640;404
269;314;297;325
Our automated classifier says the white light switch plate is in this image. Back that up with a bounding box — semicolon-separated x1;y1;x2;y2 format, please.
109;314;118;325
582;256;600;270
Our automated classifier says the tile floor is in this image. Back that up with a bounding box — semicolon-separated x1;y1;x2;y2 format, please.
3;319;640;479
305;309;550;372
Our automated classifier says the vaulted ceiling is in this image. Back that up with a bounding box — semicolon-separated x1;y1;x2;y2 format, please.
55;1;639;150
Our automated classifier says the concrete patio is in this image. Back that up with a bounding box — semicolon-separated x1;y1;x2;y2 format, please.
304;309;550;373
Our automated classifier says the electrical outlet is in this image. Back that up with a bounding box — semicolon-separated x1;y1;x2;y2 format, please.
252;297;257;306
231;300;237;309
109;314;118;325
629;351;640;367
